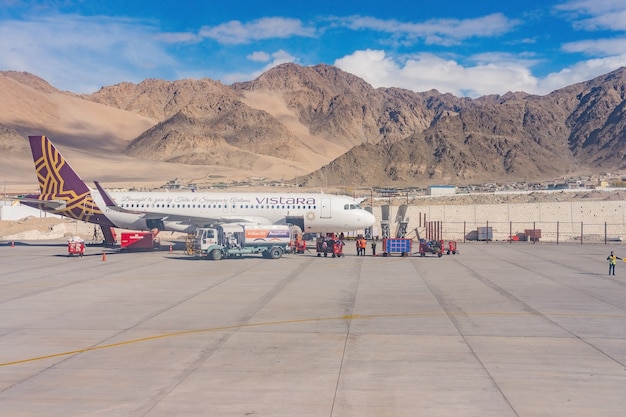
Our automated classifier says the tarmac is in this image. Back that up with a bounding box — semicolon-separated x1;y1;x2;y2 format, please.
1;239;625;417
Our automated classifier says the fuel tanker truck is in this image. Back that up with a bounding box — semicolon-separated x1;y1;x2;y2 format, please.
191;224;291;260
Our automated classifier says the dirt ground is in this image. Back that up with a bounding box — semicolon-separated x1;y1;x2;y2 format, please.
0;217;96;241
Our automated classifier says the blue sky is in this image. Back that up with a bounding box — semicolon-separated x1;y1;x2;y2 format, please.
1;0;626;97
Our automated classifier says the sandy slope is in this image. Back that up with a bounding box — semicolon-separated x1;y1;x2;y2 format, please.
0;75;310;193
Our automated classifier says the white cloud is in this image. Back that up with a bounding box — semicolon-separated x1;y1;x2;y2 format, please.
247;51;271;62
562;38;626;55
538;55;626;93
156;31;200;43
199;17;315;44
0;14;176;92
336;13;519;46
334;49;626;96
556;0;626;31
222;50;297;84
334;49;540;96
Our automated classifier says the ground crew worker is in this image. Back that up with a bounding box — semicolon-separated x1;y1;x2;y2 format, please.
371;240;377;256
607;251;621;275
359;237;367;256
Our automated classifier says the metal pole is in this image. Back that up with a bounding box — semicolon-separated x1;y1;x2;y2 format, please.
581;221;583;245
605;222;607;245
509;221;512;244
486;220;489;243
556;221;559;245
533;221;536;244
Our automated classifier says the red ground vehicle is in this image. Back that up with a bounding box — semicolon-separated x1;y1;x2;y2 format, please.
316;233;344;258
67;238;85;257
418;239;443;257
332;239;344;257
446;241;458;255
120;231;160;251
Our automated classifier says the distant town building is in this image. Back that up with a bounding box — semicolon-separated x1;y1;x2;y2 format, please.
427;185;456;196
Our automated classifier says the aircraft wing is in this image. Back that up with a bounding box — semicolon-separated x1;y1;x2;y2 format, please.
94;181;271;226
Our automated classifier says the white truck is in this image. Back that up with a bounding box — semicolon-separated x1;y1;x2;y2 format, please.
192;224;292;260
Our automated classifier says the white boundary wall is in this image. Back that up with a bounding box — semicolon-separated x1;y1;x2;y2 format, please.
370;200;626;243
0;201;62;221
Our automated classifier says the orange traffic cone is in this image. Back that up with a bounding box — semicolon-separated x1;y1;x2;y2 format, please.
102;251;107;261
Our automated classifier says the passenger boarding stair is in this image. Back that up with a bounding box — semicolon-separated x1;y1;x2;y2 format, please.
394;204;409;238
380;205;390;239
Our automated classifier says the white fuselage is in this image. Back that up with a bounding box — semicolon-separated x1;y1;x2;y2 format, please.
91;190;376;233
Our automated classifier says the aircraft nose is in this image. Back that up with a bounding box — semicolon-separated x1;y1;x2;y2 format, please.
363;210;376;227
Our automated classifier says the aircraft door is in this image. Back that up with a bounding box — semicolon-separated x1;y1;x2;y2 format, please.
320;197;331;218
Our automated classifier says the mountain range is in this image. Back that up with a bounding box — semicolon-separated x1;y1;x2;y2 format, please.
1;63;625;192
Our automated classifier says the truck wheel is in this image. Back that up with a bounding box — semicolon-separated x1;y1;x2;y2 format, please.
210;249;222;260
270;247;283;259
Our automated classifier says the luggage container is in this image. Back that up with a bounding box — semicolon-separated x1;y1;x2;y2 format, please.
382;238;412;257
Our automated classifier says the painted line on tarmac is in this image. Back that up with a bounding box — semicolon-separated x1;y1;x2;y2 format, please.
2;311;625;367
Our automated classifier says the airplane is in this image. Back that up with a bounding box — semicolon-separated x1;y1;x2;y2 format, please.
21;135;376;238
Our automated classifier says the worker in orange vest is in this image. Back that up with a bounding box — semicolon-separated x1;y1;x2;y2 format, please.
358;237;367;256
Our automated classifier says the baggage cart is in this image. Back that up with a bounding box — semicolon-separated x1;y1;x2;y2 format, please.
67;238;85;257
382;238;412;257
418;239;443;257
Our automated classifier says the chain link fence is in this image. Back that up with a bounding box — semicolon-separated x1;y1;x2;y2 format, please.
437;221;626;243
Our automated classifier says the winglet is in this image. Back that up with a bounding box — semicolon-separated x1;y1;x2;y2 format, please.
94;181;118;207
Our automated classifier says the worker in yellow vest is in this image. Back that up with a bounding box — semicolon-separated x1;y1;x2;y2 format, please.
607;251;622;275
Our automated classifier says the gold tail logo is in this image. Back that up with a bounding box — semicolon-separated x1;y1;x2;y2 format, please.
29;135;104;222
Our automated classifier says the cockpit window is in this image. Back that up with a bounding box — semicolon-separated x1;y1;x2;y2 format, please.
343;203;363;210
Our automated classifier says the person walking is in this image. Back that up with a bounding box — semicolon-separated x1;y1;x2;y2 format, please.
607;251;621;275
371;240;377;256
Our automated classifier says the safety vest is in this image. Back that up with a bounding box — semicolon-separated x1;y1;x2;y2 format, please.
609;255;617;265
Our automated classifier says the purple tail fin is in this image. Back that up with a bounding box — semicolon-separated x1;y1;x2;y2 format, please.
27;135;113;225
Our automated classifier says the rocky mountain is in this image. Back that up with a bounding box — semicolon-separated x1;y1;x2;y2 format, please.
1;64;626;190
